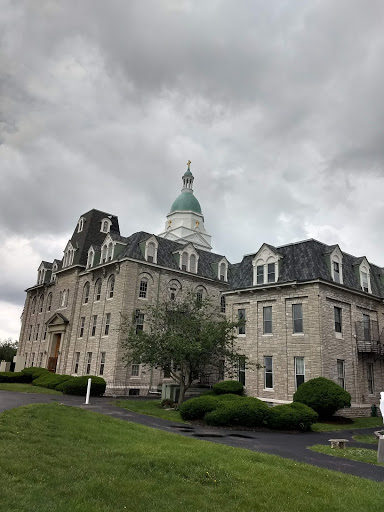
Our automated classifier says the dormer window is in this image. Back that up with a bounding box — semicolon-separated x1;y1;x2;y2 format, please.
107;242;113;261
182;252;188;271
145;238;158;263
87;249;94;269
101;218;112;233
359;259;372;294
175;245;199;273
51;263;58;282
190;254;196;273
217;259;228;282
252;245;281;286
63;242;75;268
330;247;343;285
77;217;84;233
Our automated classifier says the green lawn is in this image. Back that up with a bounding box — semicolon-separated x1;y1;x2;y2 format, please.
312;417;383;432
0;404;384;512
310;444;383;467
353;434;379;445
0;383;62;394
114;399;187;422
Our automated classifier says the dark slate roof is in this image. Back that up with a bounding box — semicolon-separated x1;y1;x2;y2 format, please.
228;239;384;297
69;209;120;267
41;261;53;268
117;232;228;282
110;233;130;243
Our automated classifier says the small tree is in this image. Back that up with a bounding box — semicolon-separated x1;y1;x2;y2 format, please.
121;293;252;407
0;338;18;362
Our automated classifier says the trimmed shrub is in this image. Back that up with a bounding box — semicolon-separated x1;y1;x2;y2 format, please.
22;367;49;381
56;376;106;396
216;393;243;402
179;395;219;420
0;371;30;383
293;377;351;419
32;373;73;390
205;397;270;427
161;399;176;408
212;380;244;396
268;402;318;431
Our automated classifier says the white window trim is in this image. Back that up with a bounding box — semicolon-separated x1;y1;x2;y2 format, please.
101;218;112;233
330;247;343;285
77;217;85;233
359;259;372;294
174;245;199;273
218;258;228;282
252;244;280;286
144;236;159;263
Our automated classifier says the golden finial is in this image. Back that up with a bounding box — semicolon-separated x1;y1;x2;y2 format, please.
187;160;191;169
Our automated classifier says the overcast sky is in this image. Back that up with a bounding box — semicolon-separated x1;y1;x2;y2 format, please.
2;0;384;340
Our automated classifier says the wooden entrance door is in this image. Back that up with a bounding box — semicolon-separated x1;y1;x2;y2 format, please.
48;334;61;372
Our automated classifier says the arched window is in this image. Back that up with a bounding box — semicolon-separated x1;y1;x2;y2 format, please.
61;290;67;308
38;295;44;313
102;221;109;232
95;279;102;301
108;275;115;299
196;287;204;308
147;242;155;262
220;295;226;313
181;252;188;271
77;218;84;232
190;254;196;273
83;282;90;304
219;262;227;281
31;297;36;314
47;293;52;312
168;280;181;301
87;250;94;269
139;278;148;299
101;245;107;263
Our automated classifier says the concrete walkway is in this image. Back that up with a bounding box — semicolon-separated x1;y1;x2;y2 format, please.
1;390;384;482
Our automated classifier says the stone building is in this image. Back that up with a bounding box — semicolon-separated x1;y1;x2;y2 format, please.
16;163;384;412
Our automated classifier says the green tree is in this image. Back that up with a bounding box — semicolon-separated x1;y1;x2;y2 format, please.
121;293;252;407
0;338;18;362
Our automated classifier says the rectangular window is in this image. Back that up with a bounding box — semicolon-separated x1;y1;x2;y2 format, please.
79;317;85;338
35;324;39;341
333;261;340;283
220;295;226;313
257;265;264;284
334;307;342;333
31;352;35;367
74;352;80;374
131;360;140;377
337;359;345;389
91;315;97;337
264;356;273;389
28;325;32;341
292;304;303;333
295;357;305;389
263;306;272;334
43;325;47;340
104;313;111;336
238;356;246;386
136;311;144;334
129;388;140;396
39;352;43;367
238;309;246;335
139;280;148;298
363;314;371;341
361;271;369;292
99;352;106;376
267;263;275;283
367;363;374;394
86;352;92;375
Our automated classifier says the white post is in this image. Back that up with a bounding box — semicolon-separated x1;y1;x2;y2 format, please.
84;378;91;405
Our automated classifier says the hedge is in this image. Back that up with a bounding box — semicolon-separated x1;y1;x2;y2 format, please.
268;402;318;431
22;367;50;381
179;395;219;420
56;376;106;396
0;371;30;383
212;380;244;395
205;397;269;427
293;377;351;419
32;373;73;390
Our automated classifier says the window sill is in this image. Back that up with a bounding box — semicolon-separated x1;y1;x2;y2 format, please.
237;334;246;338
263;388;274;392
262;334;273;337
335;332;343;339
292;333;304;336
130;377;141;380
138;297;148;300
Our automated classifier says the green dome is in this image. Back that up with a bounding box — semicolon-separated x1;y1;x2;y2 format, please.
170;192;202;214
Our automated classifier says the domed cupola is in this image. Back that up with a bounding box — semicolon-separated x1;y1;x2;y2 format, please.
158;161;212;251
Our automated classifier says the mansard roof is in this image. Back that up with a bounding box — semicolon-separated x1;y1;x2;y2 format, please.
229;239;384;297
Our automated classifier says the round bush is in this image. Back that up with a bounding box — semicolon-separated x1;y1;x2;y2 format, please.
205;397;270;427
179;395;219;420
268;402;318;431
216;394;243;402
32;373;73;390
293;377;351;419
212;380;244;396
56;376;106;396
0;371;30;383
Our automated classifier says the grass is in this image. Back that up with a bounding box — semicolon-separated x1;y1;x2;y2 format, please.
0;383;62;395
1;404;384;512
312;417;383;432
310;444;383;467
114;399;187;422
353;434;379;445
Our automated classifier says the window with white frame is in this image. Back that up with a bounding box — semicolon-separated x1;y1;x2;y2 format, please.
86;352;92;374
131;360;140;377
334;306;342;333
267;263;275;283
219;262;227;281
91;315;97;337
135;311;144;334
145;239;158;263
367;363;374;394
264;356;273;389
295;357;305;389
139;279;148;299
95;279;102;301
107;242;113;261
190;254;196;273
263;306;272;334
359;261;372;293
99;352;106;376
101;219;111;233
238;356;245;386
181;252;188;271
83;282;90;304
104;313;111;336
292;304;303;333
256;265;264;284
101;245;108;263
77;217;84;233
252;246;280;285
108;275;115;298
337;359;345;389
220;295;226;313
87;249;94;269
